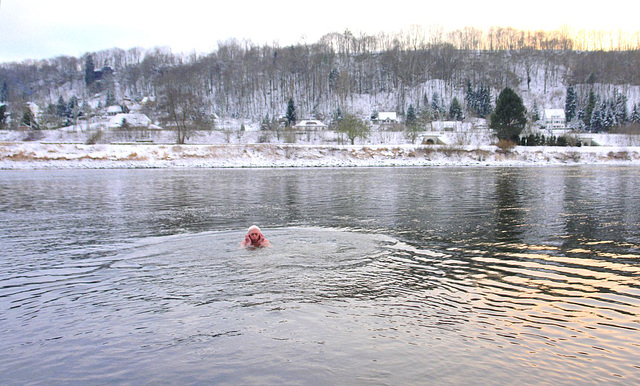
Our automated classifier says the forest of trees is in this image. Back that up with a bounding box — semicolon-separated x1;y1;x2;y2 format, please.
1;26;640;135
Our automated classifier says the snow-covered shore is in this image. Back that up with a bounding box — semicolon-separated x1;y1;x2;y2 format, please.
2;141;640;169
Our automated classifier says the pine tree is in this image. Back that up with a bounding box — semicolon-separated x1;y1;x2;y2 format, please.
590;106;604;132
333;107;343;124
613;91;628;125
490;87;527;142
478;85;493;116
565;85;577;122
56;96;67;117
449;97;463;121
0;104;7;129
431;92;442;118
465;81;474;112
68;96;79;114
105;90;116;106
406;104;417;126
66;96;81;125
584;90;597;128
631;104;640;123
0;81;8;103
431;92;446;120
466;82;493;117
420;93;431;120
286;98;296;127
602;102;616;130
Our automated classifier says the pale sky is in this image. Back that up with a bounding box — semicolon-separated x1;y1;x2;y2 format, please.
1;0;638;63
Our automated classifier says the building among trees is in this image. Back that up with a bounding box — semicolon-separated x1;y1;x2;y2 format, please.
543;109;566;129
293;120;327;130
372;112;398;125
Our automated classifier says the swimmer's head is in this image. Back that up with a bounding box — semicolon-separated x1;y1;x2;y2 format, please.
247;225;263;243
248;225;261;234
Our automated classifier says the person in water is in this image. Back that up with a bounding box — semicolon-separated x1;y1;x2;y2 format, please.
241;225;270;248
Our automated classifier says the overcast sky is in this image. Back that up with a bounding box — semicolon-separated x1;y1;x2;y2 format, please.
1;0;638;63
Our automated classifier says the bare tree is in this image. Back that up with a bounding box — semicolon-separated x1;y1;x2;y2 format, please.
157;67;210;144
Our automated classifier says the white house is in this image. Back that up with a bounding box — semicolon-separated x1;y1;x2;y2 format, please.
106;105;123;116
108;113;151;128
293;119;327;130
375;112;398;124
543;109;566;129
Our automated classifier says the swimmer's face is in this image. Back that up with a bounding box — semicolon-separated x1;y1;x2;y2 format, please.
248;230;262;242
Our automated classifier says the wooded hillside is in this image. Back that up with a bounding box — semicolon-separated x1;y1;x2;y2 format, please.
2;27;640;132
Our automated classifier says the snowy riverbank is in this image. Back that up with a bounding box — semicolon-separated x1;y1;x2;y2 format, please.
2;141;640;169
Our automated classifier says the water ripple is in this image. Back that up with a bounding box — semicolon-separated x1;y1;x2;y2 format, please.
2;167;640;384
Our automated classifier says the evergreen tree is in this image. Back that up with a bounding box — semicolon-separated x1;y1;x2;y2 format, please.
431;92;442;118
631;104;640;123
406;104;417;126
490;87;527;142
84;55;96;86
613;91;628;125
574;109;586;131
565;85;577;122
286;98;296;127
584;89;597;128
120;118;130;130
56;96;67;117
105;89;116;106
420;93;432;120
465;81;474;112
602;102;616;130
590;106;604;132
333;107;343;124
589;99;619;132
67;96;79;114
449;97;463;121
0;81;8;103
66;96;81;125
477;85;493;116
434;92;450;119
466;82;493;117
0;104;7;129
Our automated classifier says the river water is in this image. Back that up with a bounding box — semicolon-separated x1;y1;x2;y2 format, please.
1;167;639;384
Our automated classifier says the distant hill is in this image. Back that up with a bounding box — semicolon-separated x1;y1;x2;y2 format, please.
1;29;640;134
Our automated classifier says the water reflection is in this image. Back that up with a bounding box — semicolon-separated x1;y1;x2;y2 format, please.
494;169;525;242
1;167;640;384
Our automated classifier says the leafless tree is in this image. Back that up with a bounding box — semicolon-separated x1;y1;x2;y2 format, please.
156;67;210;144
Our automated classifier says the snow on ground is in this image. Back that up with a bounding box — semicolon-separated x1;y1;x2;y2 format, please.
2;142;640;169
2;129;640;169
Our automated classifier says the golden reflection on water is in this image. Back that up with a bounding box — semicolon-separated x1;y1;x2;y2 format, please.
459;237;640;381
462;239;640;355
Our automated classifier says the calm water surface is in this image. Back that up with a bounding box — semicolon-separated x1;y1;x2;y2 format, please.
1;167;639;384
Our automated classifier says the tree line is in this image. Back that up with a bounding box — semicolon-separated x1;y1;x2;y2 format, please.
1;27;640;138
